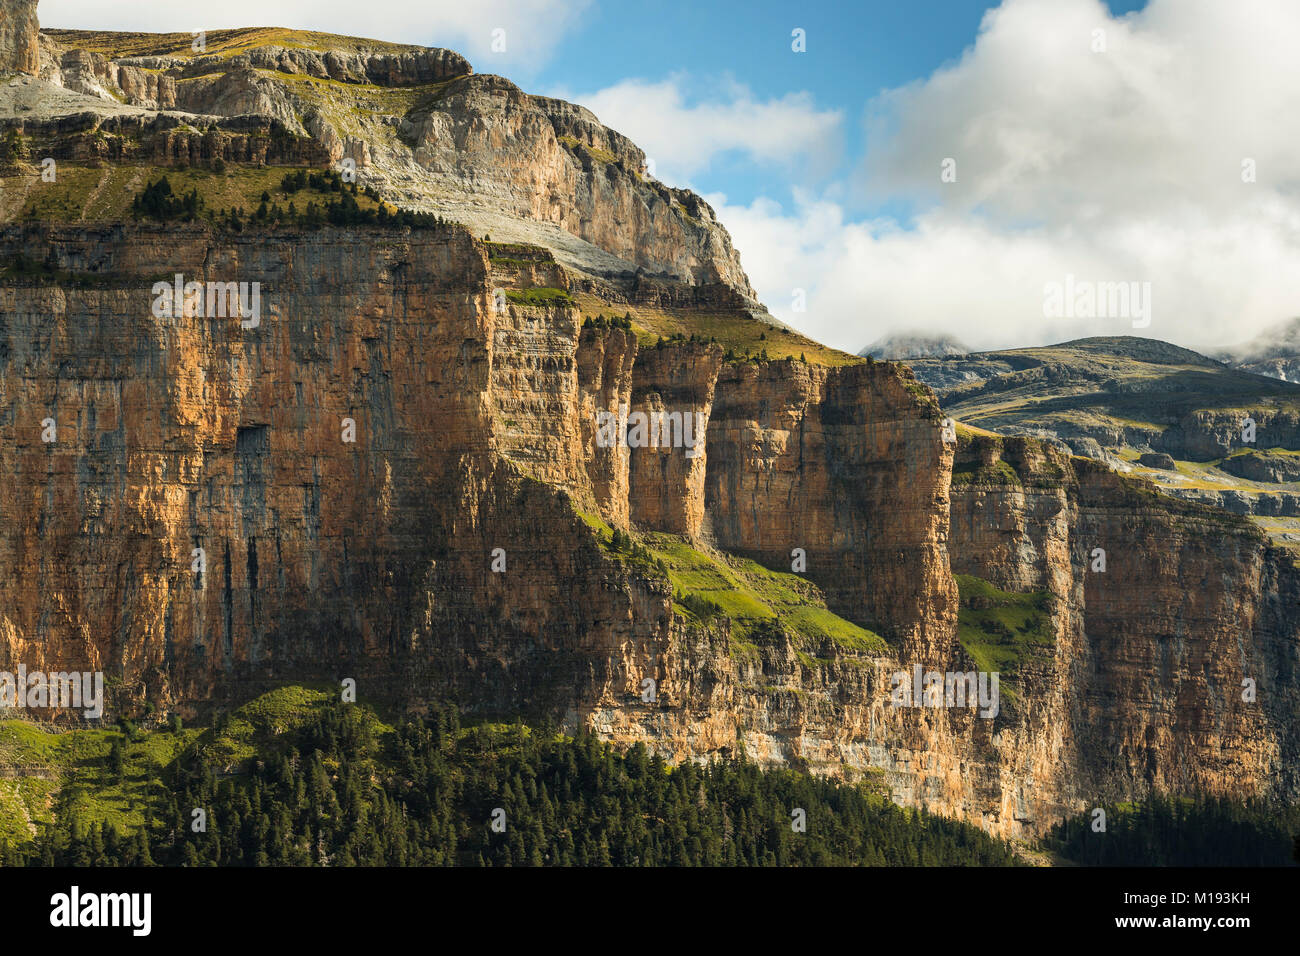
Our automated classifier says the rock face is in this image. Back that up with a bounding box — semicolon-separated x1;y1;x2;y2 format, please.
1138;452;1176;470
1239;356;1300;384
705;360;958;659
8;111;331;167
1220;450;1300;483
1163;487;1300;517
947;436;1300;828
13;23;765;315
396;75;758;297
2;221;1298;840
0;0;39;75
1153;408;1300;460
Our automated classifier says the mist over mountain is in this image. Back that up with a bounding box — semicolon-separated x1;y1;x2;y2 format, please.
1213;317;1300;383
857;333;969;361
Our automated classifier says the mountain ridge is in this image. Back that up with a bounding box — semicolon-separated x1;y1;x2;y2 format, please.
4;2;772;323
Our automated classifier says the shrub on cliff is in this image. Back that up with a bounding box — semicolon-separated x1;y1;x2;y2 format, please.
131;176;202;222
0;129;27;171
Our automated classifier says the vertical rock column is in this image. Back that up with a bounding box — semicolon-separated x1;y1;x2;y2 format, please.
627;341;723;538
705;359;958;658
0;0;40;76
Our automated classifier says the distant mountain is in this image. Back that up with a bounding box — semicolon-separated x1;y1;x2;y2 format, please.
1214;317;1300;383
904;335;1300;462
858;333;969;361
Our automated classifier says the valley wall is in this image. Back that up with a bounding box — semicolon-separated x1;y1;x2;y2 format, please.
1;223;1297;838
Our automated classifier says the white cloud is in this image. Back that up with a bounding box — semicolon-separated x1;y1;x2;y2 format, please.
39;0;589;70
862;0;1300;225
554;75;844;184
712;191;1300;355
725;0;1300;355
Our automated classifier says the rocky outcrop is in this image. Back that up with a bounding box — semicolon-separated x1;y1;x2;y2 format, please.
12;22;762;311
6;111;330;167
1153;408;1300;460
627;342;723;537
705;359;958;659
1138;451;1176;470
1220;450;1300;483
1162;487;1300;517
947;435;1300;828
0;0;39;76
50;48;177;109
395;73;758;297
106;45;471;88
1239;356;1300;383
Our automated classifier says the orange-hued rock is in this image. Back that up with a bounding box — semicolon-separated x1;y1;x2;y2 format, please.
1;223;1298;840
628;341;722;537
0;0;39;76
945;435;1300;832
0;223;497;702
705;358;959;659
575;325;638;528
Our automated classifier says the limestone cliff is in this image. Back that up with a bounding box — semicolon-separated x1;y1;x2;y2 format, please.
947;436;1300;828
1;221;1297;840
17;23;765;315
1;8;1298;844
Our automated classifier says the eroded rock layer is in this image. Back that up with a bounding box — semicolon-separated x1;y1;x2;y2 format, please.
1;223;1297;839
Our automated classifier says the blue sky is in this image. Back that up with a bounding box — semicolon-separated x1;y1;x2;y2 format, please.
527;0;1146;210
42;0;1300;353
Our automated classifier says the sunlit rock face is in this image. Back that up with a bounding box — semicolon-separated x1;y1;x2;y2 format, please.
0;0;40;76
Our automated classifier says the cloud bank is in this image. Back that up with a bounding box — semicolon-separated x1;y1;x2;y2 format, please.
553;75;844;184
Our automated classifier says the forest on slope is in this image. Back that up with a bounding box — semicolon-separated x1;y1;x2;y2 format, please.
0;688;1021;866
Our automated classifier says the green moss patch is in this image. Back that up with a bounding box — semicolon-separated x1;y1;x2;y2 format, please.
570;292;861;369
950;459;1023;487
954;574;1054;703
573;508;884;658
504;287;574;308
558;135;618;165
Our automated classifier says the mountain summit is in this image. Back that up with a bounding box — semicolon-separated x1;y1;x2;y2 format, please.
858;332;969;361
3;3;770;320
1216;317;1300;383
